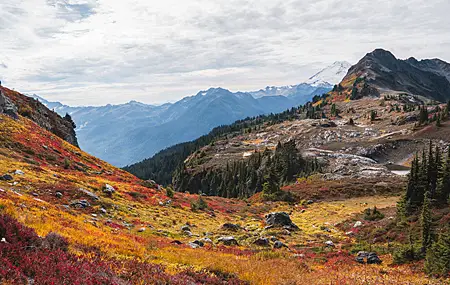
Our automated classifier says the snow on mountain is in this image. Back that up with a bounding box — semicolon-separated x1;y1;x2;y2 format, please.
306;61;352;87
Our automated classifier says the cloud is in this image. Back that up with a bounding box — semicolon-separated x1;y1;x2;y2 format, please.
0;0;449;105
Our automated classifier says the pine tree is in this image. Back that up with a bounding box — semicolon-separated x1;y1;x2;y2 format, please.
420;191;433;252
425;227;450;276
437;147;450;204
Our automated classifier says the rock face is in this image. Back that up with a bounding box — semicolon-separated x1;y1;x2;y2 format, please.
0;90;18;119
344;49;450;102
265;212;299;231
0;86;78;147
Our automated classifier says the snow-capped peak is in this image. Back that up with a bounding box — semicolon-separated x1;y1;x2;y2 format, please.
306;61;351;87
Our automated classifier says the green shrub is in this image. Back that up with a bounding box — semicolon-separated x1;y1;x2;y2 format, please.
191;196;208;211
363;206;385;221
393;243;423;265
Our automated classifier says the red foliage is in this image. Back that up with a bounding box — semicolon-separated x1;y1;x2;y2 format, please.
0;214;247;284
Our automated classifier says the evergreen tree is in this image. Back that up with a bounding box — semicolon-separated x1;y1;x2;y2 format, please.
420;191;433;252
425;227;450;276
437;147;450;204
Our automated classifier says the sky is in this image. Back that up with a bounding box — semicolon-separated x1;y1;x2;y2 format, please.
0;0;449;106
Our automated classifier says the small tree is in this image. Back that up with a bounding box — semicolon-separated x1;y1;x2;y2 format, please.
370;110;377;122
421;192;433;252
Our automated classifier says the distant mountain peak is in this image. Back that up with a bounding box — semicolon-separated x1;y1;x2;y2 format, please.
306;61;351;87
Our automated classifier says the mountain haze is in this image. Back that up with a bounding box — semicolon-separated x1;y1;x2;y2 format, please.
35;63;350;166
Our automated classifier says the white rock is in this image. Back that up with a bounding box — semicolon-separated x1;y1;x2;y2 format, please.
14;170;25;175
353;221;363;228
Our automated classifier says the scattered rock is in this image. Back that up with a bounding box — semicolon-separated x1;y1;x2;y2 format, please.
190;240;204;247
273;241;286;249
181;225;191;232
79;188;99;200
200;237;213;244
356;251;368;264
103;184;115;195
356;251;382;264
70;200;90;209
367;252;382;264
217;236;238;246
188;242;201;249
253;237;270;246
0;174;13;181
265;212;299;230
221;223;241;231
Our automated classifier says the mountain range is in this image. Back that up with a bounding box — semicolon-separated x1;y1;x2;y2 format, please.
34;61;351;166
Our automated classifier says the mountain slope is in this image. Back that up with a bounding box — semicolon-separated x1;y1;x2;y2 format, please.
336;49;450;102
1;83;446;284
1;87;78;146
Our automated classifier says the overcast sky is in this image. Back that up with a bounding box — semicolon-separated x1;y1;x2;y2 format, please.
0;0;449;106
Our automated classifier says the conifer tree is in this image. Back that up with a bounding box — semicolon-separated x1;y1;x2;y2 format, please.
420;191;433;252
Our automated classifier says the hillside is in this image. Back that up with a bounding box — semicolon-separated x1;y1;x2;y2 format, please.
2;84;448;284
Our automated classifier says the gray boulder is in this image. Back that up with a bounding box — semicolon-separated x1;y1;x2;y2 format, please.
217;236;238;246
221;223;241;231
367;252;382;264
0;174;13;181
253;237;270;247
273;241;286;249
70;200;90;208
103;184;116;195
265;212;299;230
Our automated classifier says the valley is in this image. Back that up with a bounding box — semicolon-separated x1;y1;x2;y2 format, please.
0;48;450;284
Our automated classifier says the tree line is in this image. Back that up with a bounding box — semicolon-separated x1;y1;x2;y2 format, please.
124;102;326;185
172;140;320;199
396;142;450;276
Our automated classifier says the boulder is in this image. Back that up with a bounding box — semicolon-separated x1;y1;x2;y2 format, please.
55;192;63;199
70;200;90;209
265;212;299;230
353;221;363;228
79;188;100;200
355;251;382;264
100;208;107;214
138;227;146;232
103;184;116;195
367;252;382;264
217;236;238;246
253;237;270;247
0;174;13;181
221;223;240;231
181;225;191;232
190;240;204;247
356;251;368;264
325;240;334;247
273;241;286;249
200;237;213;244
14;170;25;175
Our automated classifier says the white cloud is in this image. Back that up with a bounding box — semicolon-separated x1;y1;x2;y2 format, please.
0;0;449;105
